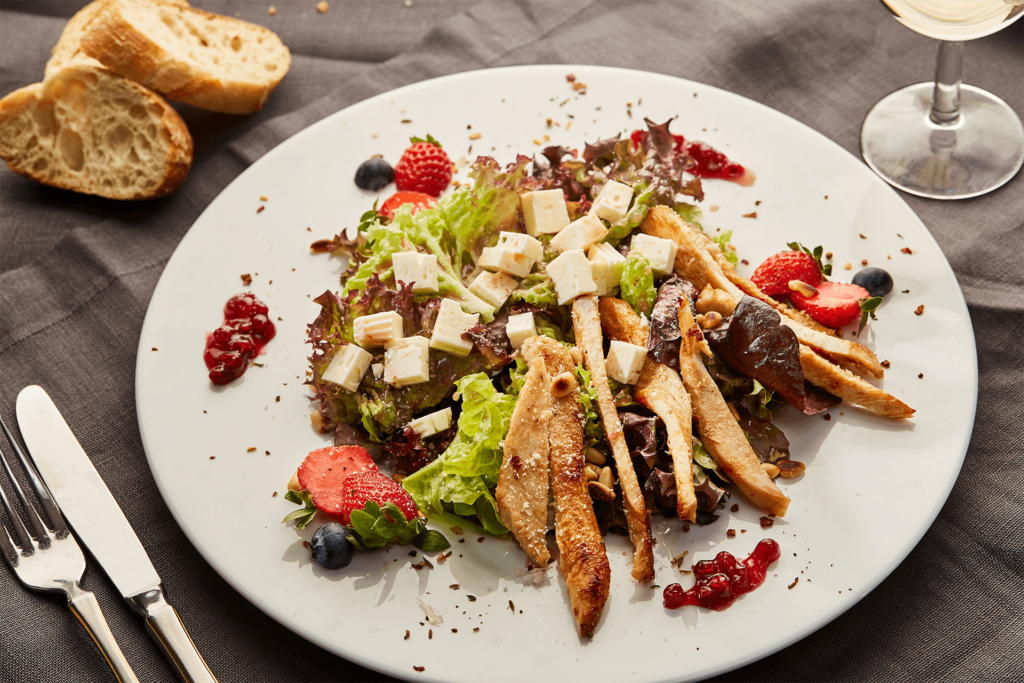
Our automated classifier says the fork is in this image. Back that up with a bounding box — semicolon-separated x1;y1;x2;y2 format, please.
0;414;139;683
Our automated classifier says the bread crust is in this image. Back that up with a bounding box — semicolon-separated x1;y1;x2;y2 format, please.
79;0;290;114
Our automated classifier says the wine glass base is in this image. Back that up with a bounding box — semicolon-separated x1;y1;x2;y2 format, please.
861;83;1024;199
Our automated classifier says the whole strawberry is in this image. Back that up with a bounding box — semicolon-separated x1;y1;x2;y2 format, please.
393;135;452;197
751;251;823;297
338;469;419;525
789;281;871;328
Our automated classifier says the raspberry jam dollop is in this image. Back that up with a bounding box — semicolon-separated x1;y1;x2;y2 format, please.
630;130;755;186
662;539;780;611
203;292;276;385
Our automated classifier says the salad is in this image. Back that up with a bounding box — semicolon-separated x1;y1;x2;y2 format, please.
284;117;913;637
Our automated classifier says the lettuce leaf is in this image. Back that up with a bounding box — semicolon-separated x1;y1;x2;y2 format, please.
573;364;604;445
713;229;738;266
510;271;559;308
620;253;656;317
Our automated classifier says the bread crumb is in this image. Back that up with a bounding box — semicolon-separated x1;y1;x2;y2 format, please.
247;447;256;452
743;211;758;218
260;194;268;201
317;1;329;13
844;263;852;270
469;132;481;140
241;273;252;285
268;6;276;15
709;204;720;212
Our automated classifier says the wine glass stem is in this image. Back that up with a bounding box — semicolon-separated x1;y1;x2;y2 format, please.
930;41;963;126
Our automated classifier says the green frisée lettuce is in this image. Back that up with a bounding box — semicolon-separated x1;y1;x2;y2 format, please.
401;373;515;535
620;253;657;317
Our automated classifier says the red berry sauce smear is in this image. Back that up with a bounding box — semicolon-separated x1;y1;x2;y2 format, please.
630;130;756;186
203;293;276;385
662;539;781;611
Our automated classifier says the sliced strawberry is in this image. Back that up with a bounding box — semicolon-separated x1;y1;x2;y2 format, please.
378;191;437;220
297;446;377;516
338;469;419;525
789;281;871;328
751;251;823;298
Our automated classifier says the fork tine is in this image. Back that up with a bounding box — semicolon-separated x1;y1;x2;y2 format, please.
0;445;37;554
0;413;68;541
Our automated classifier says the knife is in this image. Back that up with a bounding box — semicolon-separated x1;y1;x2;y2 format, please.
16;385;218;683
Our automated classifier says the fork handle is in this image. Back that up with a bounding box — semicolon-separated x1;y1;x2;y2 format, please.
67;583;140;683
129;587;218;683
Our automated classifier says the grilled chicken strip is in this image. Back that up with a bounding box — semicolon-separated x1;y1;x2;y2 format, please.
531;336;610;637
598;297;697;523
799;346;914;419
572;295;656;582
642;206;885;379
677;300;791;517
496;338;553;567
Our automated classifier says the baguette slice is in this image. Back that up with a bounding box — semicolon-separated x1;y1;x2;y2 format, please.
46;0;191;79
80;0;290;114
0;65;193;200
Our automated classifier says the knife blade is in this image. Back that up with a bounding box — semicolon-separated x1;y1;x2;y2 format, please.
16;385;218;683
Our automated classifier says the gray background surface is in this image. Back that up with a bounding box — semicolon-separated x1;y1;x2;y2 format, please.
1;1;1021;681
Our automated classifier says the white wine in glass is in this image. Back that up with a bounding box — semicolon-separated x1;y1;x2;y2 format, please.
861;0;1024;198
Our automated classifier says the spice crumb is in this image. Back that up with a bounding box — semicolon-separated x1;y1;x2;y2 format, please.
209;456;215;460
918;373;924;379
859;233;866;239
742;211;758;218
914;305;925;315
825;251;833;260
151;347;158;351
824;413;831;421
272;491;277;497
731;503;739;512
246;447;256;452
449;584;460;590
881;360;891;368
788;577;799;589
302;541;310;548
404;630;410;640
901;247;913;254
861;259;869;265
256;205;265;214
451;628;458;633
508;600;515;612
902;289;910;293
477;536;485;543
727;529;736;538
241;273;252;285
428;629;432;640
760;516;775;529
741;259;749;265
473;627;480;632
413;666;424;672
755;200;762;206
709;204;720;212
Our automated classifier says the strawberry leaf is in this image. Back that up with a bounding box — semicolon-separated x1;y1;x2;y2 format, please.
412;530;451;552
344;499;445;551
857;296;883;336
282;490;317;530
410;134;442;148
786;241;832;279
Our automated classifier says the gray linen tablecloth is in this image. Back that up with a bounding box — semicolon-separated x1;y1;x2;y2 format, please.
1;1;1021;681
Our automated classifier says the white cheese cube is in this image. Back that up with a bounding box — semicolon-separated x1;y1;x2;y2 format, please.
479;247;533;278
605;340;647;385
408;407;453;438
505;312;537;350
496;231;543;262
521;189;571;236
383;336;430;387
547;250;597;305
550;214;608;254
392;251;439;292
353;311;404;348
321;343;373;392
468;271;518;310
588;242;627;296
590;180;634;223
429;298;479;357
371;363;384;379
630;233;678;276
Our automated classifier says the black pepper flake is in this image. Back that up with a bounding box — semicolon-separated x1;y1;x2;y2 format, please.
760;516;775;529
451;628;458;633
408;550;417;557
902;289;910;294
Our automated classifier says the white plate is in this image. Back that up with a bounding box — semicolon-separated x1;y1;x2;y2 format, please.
136;66;976;683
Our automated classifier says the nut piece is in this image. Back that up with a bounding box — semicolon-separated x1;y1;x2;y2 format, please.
788;280;818;298
569;346;583;365
287;470;301;491
761;462;780;479
701;311;723;329
587;481;616;501
585;447;607;466
584;464;601;481
550;371;575;397
310;410;329;433
776;460;806;478
598;466;614;489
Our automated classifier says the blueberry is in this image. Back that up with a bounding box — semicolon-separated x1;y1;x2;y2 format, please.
354;157;394;191
852;267;894;298
309;523;353;569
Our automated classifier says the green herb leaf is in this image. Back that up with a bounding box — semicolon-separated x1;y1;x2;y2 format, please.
620;253;656;317
786;241;832;279
282;490;317;530
712;230;738;266
857;296;883;336
412;530;452;552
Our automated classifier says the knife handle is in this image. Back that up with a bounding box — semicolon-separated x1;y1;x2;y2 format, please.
68;583;140;683
128;587;218;683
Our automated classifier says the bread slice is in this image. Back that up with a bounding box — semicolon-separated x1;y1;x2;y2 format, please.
0;65;193;200
46;0;191;79
79;0;290;114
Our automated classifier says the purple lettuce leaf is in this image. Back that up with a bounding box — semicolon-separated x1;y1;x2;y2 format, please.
647;276;698;370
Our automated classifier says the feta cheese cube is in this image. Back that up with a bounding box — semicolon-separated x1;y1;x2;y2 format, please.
429;298;479;356
505;312;537;349
468;271;518;310
479;247;533;278
590;180;634;223
496;231;543;262
321;343;373;392
547;250;597;305
605;340;647;385
521;190;571;236
630;233;678;276
371;363;384;379
392;251;439;292
383;336;430;387
588;242;627;296
408;407;453;438
550;214;608;254
353;311;404;348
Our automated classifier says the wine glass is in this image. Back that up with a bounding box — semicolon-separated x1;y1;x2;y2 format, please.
861;0;1024;199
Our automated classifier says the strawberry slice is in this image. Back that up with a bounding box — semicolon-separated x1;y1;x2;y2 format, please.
378;191;437;220
297;446;377;516
338;469;419;525
789;281;871;328
751;251;823;298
